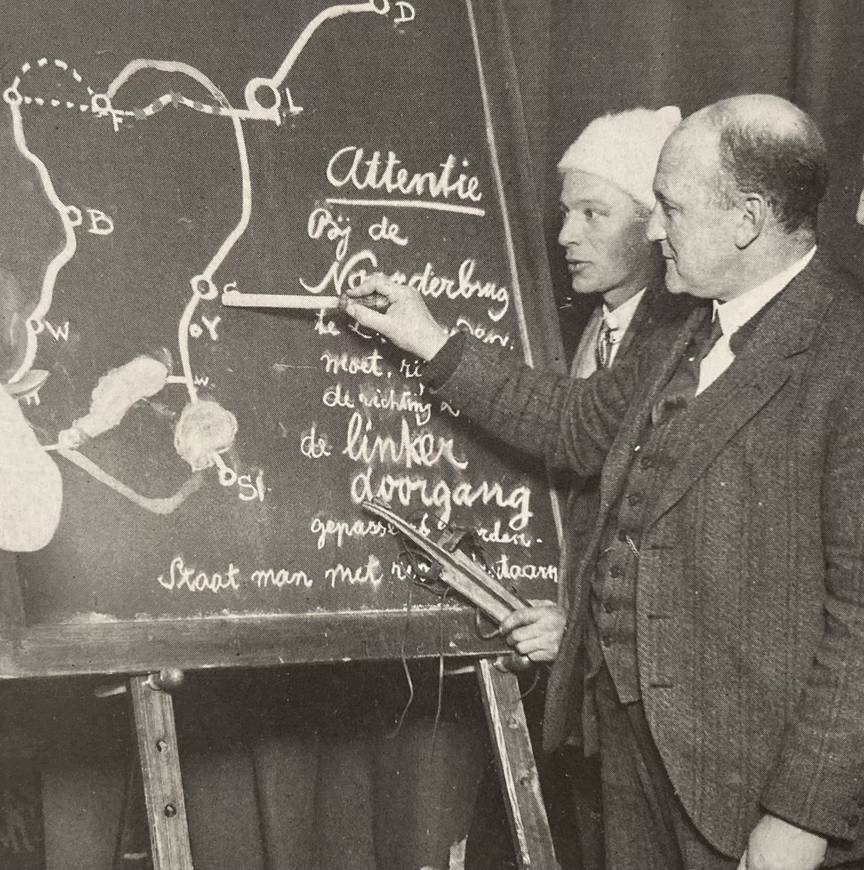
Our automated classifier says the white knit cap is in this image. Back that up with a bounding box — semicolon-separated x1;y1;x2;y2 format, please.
558;106;682;208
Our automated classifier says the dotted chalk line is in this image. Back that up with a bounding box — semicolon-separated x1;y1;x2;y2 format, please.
12;56;240;121
15;56;95;95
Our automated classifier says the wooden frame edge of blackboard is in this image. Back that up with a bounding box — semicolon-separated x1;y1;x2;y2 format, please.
0;608;512;679
474;0;566;377
469;0;568;581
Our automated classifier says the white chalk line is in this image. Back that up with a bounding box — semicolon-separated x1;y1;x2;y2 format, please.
6;101;78;385
130;92;266;120
9;1;398;506
326;197;486;216
270;1;388;87
57;447;205;514
104;59;253;403
16;56;93;95
10;0;385;393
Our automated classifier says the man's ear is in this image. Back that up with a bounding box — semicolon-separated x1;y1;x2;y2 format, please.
735;194;768;249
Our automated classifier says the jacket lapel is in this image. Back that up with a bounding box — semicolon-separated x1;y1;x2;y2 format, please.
644;259;835;527
617;281;669;362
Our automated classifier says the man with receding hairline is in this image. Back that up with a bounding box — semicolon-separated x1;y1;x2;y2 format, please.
347;94;864;869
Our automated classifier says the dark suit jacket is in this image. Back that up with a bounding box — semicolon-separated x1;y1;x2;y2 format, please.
425;256;864;860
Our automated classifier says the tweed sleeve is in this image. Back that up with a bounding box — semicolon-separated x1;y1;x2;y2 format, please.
761;364;864;844
422;330;467;390
0;386;62;552
422;334;637;476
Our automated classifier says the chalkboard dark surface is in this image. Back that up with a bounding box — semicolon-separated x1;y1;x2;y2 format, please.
0;0;563;676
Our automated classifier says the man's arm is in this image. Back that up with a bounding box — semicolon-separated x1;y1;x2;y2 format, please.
0;386;62;551
757;361;864;850
345;275;639;477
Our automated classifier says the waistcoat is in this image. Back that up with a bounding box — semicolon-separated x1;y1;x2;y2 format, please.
589;350;719;701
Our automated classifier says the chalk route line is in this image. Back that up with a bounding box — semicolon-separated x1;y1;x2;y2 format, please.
4;97;78;388
10;0;393;399
6;0;398;513
57;447;206;514
326;197;486;216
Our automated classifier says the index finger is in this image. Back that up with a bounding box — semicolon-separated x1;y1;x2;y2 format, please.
499;606;547;635
345;273;403;301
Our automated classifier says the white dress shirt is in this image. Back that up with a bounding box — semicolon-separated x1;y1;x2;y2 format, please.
571;288;647;379
696;247;816;395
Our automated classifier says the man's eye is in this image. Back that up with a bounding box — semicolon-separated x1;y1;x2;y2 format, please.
584;209;595;220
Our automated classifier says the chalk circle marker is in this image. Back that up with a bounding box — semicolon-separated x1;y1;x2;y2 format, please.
212;452;238;487
244;77;280;123
91;93;112;115
217;463;237;487
252;83;278;109
190;275;218;300
3;86;22;106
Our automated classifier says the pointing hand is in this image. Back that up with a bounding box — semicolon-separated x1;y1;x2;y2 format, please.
344;274;450;360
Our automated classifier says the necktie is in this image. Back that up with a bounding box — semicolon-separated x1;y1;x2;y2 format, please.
596;321;616;370
651;314;723;425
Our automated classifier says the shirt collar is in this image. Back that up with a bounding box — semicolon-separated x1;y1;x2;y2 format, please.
713;246;816;336
602;287;646;334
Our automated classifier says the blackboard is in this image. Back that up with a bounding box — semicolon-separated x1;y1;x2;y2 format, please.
0;0;564;677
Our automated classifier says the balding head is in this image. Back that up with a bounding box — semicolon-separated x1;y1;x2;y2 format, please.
648;95;826;301
684;94;828;234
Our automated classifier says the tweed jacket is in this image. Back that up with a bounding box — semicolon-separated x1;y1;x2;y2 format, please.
424;256;864;860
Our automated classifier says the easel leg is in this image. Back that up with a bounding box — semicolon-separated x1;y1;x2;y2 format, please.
128;672;194;870
113;758;151;868
475;658;558;870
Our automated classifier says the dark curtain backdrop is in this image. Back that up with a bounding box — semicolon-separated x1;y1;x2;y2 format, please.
504;0;864;356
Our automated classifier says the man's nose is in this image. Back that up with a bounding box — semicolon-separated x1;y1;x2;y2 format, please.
646;203;666;242
558;214;581;248
856;187;864;227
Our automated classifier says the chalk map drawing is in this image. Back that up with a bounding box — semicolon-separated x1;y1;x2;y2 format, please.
4;0;415;515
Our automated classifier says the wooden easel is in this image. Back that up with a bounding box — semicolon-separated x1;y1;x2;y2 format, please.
107;501;562;867
475;659;558;868
116;660;557;870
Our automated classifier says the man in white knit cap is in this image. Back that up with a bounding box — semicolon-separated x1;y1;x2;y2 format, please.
547;104;696;866
465;107;697;870
495;108;694;671
560;105;683;376
521;105;696;868
555;106;690;624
